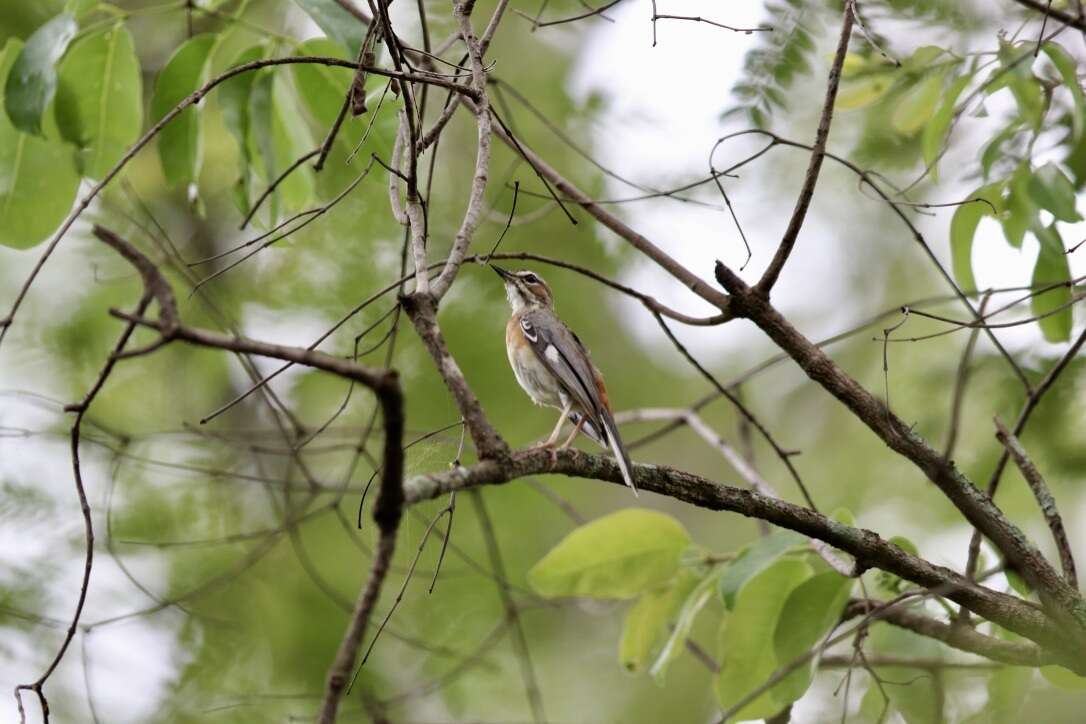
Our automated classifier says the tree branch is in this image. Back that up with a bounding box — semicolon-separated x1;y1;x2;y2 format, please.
843;600;1050;667
401;292;508;459
994;418;1077;588
1014;0;1086;32
756;3;853;293
400;447;1081;666
714;261;1086;634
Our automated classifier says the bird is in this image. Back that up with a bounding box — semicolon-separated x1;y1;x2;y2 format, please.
492;265;637;495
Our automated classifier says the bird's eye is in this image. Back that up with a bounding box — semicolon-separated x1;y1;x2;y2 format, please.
523;273;539;284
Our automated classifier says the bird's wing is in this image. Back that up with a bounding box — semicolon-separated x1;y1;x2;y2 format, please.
521;309;638;495
519;309;605;425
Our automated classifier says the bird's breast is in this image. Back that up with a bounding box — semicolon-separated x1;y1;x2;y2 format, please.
506;316;564;408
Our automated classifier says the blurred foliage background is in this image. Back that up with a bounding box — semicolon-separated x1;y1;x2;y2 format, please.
2;0;1086;722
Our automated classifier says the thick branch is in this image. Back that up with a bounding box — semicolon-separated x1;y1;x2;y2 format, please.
843;600;1050;667
401;447;1080;666
429;1;494;300
401;292;508;459
1014;0;1086;32
714;262;1086;632
317;374;404;722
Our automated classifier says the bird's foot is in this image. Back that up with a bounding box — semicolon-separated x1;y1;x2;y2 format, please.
529;440;561;468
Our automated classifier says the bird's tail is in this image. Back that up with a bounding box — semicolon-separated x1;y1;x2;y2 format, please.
599;411;638;497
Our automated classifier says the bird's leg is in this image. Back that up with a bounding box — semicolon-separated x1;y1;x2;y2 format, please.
558;414;586;450
538;400;572;448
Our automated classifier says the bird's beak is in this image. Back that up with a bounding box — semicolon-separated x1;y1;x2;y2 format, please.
491;265;514;282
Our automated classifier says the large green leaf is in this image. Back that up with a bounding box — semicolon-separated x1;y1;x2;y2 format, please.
271;73;315;212
0;38;79;250
922;73;971;179
949;184;1001;292
964;667;1032;723
718;529;805;609
1031;224;1073;343
1041;665;1086;690
993;40;1046;129
3;12;77;135
836;74;891;111
53;23;142;180
1028;162;1081;222
649;567;720;682
771;570;854;703
248;69;277;222
892;70;947;135
528;509;690;599
1001;164;1036;249
715;558;812;720
291;37;354;129
219;44;264;217
151;33;216;187
619;572;698;675
1042;43;1085;141
291;0;365;57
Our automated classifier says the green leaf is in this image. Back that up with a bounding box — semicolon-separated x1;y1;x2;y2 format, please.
1002;164;1036;248
1042;43;1085;141
291;0;365;57
1041;665;1086;690
836;75;892;111
994;40;1046;129
1028;162;1082;222
291;37;354;128
771;571;854;703
619;573;698;675
65;0;98;15
831;507;855;526
949;185;1001;292
270;74;315;212
0;38;80;249
719;530;806;609
860;622;944;724
528;509;691;599
248;69;277;222
964;667;1032;723
876;537;919;594
649;567;720;682
922;73;971;179
715;558;812;720
219;44;264;160
151;33;216;187
1006;567;1032;596
902;45;945;71
219;44;264;215
53;23;142;180
980;123;1021;180
1031;224;1073;342
888;535;918;556
4;13;78;135
892;70;947;135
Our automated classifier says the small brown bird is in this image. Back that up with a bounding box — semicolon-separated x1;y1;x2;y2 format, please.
493;266;637;495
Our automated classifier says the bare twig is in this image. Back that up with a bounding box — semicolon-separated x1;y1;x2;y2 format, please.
994;417;1077;588
757;2;853;293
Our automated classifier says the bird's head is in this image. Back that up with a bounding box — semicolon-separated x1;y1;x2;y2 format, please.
492;266;554;313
